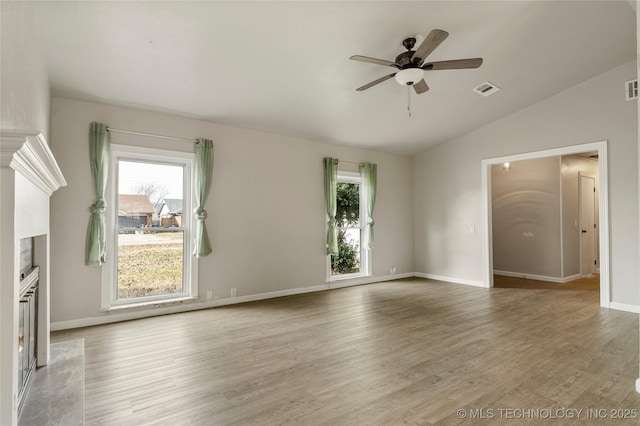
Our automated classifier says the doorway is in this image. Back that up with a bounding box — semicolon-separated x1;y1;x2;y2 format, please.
481;141;610;308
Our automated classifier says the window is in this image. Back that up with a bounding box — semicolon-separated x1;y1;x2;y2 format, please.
102;144;197;308
329;171;370;280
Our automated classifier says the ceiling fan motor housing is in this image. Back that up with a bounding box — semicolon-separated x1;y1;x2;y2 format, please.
395;51;415;68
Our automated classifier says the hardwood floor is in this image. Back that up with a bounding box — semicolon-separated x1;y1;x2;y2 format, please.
494;274;600;292
52;278;640;425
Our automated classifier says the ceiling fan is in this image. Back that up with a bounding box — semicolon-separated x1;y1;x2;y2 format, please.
350;29;483;94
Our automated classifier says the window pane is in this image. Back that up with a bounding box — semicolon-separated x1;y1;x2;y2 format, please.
116;160;185;300
118;161;183;206
117;229;184;299
336;182;360;228
331;228;361;275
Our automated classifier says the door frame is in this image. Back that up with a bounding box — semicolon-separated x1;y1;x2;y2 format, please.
481;140;610;308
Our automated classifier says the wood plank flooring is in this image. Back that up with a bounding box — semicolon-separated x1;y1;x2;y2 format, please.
494;274;600;291
52;278;640;425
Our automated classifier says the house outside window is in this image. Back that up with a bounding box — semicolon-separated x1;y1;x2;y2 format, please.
158;198;183;227
118;194;155;227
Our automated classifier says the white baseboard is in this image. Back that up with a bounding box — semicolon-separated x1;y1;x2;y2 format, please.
609;302;640;314
561;274;583;283
493;270;582;284
415;272;486;288
52;284;328;331
329;272;413;289
51;274;414;331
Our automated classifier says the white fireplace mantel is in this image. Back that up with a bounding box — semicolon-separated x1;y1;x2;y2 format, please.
0;130;66;195
1;129;66;425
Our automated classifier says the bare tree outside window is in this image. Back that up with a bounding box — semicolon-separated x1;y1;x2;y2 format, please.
133;183;170;208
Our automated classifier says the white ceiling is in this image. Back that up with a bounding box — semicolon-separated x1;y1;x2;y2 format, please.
31;1;636;155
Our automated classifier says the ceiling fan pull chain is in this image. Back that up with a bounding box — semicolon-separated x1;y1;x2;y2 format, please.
407;86;412;117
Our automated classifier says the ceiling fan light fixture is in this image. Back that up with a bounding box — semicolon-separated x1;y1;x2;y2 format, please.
395;68;424;86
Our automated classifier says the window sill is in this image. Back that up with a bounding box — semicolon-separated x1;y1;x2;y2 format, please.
329;273;371;283
100;296;196;312
328;274;376;289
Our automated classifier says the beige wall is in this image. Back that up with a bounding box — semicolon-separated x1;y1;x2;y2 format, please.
0;2;51;140
491;156;561;278
414;60;638;306
49;98;414;325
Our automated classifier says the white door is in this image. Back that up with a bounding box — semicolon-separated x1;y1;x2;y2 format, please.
579;175;596;275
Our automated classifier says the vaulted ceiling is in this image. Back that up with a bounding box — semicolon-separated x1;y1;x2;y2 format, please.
30;1;636;154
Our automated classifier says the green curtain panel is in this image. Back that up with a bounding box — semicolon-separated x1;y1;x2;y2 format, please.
360;163;377;249
85;122;110;266
323;157;338;255
194;138;214;257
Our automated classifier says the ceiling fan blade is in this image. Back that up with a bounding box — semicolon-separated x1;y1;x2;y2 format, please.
422;58;483;70
350;55;398;68
413;79;429;94
356;73;396;91
411;29;449;65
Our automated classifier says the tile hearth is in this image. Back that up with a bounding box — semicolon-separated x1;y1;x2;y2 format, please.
18;339;84;426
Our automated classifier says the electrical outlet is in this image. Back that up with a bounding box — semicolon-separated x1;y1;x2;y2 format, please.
206;290;213;300
230;288;237;298
390;266;397;275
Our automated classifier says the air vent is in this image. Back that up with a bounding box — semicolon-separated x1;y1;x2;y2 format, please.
473;81;500;97
625;79;638;101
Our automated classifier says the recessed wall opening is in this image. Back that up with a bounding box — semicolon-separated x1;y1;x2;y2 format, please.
481;141;610;307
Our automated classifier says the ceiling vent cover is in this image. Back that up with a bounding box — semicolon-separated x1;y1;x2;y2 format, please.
625;79;638;101
473;81;500;97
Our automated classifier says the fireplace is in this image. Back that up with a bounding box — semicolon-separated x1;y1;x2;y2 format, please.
1;129;66;425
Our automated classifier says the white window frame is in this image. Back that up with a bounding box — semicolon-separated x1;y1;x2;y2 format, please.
327;171;371;282
101;144;198;310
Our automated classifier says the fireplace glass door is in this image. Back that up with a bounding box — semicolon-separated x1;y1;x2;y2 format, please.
17;267;38;413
